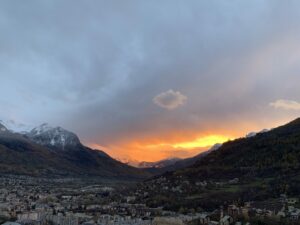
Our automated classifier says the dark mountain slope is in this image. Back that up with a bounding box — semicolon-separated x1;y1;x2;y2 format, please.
174;118;300;180
0;123;149;179
0;130;67;175
133;118;300;212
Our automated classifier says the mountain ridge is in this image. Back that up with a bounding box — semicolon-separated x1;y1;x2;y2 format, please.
164;117;300;180
136;157;182;169
133;118;300;212
0;122;149;179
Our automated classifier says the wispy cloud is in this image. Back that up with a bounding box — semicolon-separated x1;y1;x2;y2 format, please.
270;99;300;110
153;90;187;110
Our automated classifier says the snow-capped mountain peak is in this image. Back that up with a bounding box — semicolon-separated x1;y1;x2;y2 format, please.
28;124;81;150
137;157;182;168
246;129;269;138
30;123;53;135
209;143;222;151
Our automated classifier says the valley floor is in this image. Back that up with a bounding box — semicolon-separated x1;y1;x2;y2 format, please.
1;175;300;225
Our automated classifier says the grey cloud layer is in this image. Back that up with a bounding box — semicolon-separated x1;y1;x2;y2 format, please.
1;0;300;151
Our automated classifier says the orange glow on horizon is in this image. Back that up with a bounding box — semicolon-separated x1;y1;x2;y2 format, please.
85;118;295;162
87;134;234;162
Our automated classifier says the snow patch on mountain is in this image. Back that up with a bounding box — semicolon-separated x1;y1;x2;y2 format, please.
28;123;81;150
246;129;269;138
209;143;222;151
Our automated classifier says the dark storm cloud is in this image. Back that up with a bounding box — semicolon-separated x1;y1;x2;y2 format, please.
1;0;300;159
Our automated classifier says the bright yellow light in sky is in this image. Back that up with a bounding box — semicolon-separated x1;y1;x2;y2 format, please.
143;135;232;150
172;135;231;149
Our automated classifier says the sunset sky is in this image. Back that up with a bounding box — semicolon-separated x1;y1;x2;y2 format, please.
1;1;300;162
